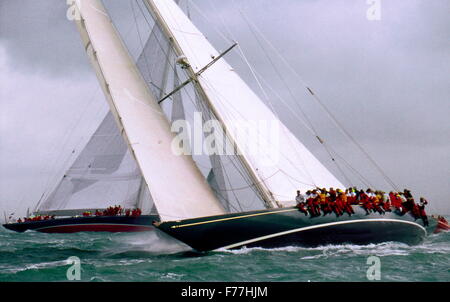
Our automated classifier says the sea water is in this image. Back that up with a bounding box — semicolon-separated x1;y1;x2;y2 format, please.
0;217;448;282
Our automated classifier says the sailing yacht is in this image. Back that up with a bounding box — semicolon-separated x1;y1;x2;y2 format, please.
4;0;226;233
133;0;440;251
3;110;160;233
4;0;442;244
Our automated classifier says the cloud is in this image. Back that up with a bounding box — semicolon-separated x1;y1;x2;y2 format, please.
0;0;449;221
0;0;91;76
188;0;449;214
0;44;107;219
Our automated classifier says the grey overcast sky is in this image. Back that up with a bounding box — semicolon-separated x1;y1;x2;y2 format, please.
0;0;449;221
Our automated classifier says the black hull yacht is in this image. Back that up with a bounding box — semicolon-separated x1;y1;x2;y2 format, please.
155;206;438;252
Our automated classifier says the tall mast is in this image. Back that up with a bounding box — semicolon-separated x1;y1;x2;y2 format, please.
143;0;279;209
72;0;225;221
143;0;344;208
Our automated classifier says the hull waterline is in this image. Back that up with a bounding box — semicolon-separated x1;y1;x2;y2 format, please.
155;207;433;252
2;215;159;233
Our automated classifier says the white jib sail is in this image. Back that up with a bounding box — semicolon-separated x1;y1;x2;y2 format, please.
36;111;147;214
73;0;225;220
146;0;344;206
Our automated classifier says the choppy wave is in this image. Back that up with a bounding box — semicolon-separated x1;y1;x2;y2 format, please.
1;222;449;282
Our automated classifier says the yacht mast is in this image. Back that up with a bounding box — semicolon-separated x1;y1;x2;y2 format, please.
143;0;279;209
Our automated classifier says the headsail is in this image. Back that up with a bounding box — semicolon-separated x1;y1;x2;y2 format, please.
73;0;225;221
144;0;344;207
134;6;241;212
36;112;149;215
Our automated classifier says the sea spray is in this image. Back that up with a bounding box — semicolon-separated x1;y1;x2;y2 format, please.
103;229;192;256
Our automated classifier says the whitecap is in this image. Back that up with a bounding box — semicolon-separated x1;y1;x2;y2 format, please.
216;241;425;259
161;272;184;280
2;260;69;274
102;230;191;256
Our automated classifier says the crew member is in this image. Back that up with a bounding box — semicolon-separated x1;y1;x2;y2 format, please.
307;190;319;217
346;188;356;205
389;191;401;209
360;190;372;215
340;190;354;216
334;190;344;217
372;191;384;215
382;193;392;212
402;189;415;212
319;188;330;216
418;197;429;226
295;190;308;215
295;190;305;205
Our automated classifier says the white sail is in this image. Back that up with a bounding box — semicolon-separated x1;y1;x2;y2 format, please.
73;0;225;221
145;0;344;207
37;112;146;214
136;19;172;101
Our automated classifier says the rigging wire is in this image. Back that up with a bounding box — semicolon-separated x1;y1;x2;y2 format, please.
233;57;375;188
39;1;172;213
237;9;353;188
150;1;281;207
136;0;269;210
137;1;349;209
160;3;298;205
130;0;155;91
39;0;170;208
139;1;388;211
188;0;355;189
199;76;319;188
189;0;396;191
195;90;266;201
36;88;106;210
203;0;320;188
234;7;399;191
325;144;375;188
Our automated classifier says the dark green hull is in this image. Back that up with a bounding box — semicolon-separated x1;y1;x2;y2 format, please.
155;207;433;252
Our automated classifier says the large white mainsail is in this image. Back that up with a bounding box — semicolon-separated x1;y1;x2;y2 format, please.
144;0;344;207
73;0;225;221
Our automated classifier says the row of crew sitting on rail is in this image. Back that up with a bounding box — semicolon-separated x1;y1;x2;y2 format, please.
84;206;142;217
17;215;55;223
15;206;143;223
295;187;429;226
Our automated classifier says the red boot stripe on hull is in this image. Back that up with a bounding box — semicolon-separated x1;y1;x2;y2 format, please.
35;223;154;233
